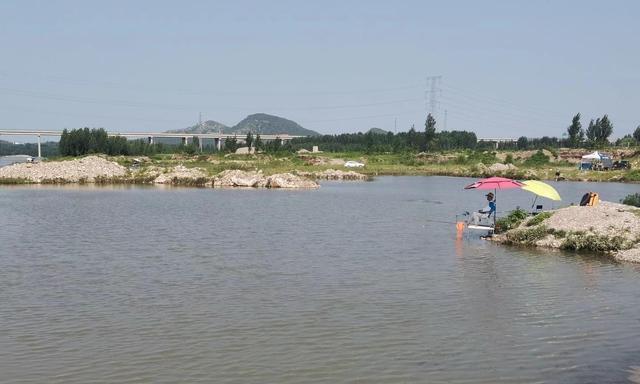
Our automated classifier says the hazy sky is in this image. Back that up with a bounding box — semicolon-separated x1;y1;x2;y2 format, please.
1;0;638;139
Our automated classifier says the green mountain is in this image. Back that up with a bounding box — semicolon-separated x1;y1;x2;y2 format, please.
367;127;390;135
166;120;229;134
230;113;319;136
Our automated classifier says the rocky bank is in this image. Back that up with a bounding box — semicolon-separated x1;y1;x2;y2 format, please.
493;201;640;263
0;156;321;189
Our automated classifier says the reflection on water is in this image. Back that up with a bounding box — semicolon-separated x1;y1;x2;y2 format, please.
1;176;640;383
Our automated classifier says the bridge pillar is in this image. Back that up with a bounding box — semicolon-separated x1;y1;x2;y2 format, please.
495;141;499;150
199;137;203;152
37;135;41;158
148;136;154;145
182;136;188;146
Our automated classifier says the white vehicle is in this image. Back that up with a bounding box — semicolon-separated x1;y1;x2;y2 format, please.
344;161;365;168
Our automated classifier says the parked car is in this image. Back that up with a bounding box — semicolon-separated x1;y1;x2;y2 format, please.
344;161;365;168
612;160;631;170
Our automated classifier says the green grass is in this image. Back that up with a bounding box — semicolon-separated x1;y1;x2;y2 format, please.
0;177;32;184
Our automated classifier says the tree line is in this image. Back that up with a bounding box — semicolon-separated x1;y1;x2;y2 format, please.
58;128;199;156
10;113;640;159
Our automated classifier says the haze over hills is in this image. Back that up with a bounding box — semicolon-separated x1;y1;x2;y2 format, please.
167;113;320;136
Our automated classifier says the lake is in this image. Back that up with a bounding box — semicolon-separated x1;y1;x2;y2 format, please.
1;176;640;383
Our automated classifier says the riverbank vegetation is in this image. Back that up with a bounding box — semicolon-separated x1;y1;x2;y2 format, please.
494;202;640;263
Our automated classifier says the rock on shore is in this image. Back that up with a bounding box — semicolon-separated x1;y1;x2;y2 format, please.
493;201;640;263
213;169;319;188
295;169;368;180
0;155;127;183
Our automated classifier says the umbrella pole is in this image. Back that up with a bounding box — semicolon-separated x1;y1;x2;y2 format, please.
531;195;538;210
494;188;497;228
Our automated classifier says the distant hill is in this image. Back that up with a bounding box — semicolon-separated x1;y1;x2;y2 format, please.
166;120;229;134
367;127;390;135
167;114;319;136
230;113;319;136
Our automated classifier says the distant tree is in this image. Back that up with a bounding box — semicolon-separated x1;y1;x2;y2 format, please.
59;129;70;156
598;114;613;145
517;136;528;150
224;136;239;153
586;119;597;145
424;113;436;151
586;115;613;147
192;136;200;152
255;134;262;151
616;134;635;148
634;125;640;143
567;113;582;148
245;132;254;149
406;124;420;151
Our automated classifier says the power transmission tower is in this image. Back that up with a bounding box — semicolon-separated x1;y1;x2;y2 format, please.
444;109;448;131
425;75;442;119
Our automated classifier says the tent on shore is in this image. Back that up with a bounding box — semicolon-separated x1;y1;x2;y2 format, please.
580;151;612;170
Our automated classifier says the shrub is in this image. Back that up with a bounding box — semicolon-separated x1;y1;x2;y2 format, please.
505;154;514;164
523;150;550;167
467;151;498;165
547;228;566;238
561;232;629;253
495;208;528;233
506;225;548;245
526;211;554;226
621;193;640;207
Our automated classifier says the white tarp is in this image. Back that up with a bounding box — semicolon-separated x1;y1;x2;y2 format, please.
582;151;604;160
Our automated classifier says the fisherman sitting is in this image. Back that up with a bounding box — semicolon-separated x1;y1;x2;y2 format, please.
469;192;496;225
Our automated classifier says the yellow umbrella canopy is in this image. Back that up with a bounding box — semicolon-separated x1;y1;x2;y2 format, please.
521;180;561;201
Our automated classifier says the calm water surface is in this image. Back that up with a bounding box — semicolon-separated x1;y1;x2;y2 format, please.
1;176;640;383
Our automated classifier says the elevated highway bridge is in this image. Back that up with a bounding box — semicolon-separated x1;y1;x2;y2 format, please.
0;129;305;158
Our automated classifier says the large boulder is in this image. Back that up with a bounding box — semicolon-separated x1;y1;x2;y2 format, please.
235;147;255;155
213;169;265;187
488;163;519;173
265;173;319;188
488;163;509;172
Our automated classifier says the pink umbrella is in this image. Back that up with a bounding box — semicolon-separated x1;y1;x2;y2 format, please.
464;177;524;226
464;176;523;190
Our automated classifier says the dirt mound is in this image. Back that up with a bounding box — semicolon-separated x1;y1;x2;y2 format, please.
494;201;640;263
0;156;127;183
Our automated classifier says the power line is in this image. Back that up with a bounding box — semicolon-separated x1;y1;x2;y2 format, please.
0;70;423;96
0;86;423;112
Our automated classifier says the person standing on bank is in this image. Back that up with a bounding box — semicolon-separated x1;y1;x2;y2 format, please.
470;192;496;225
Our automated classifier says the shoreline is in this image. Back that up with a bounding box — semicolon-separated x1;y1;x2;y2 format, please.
490;201;640;263
1;151;639;186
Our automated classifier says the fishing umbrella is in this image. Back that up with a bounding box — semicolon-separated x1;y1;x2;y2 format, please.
464;177;524;225
464;176;524;191
521;180;561;209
